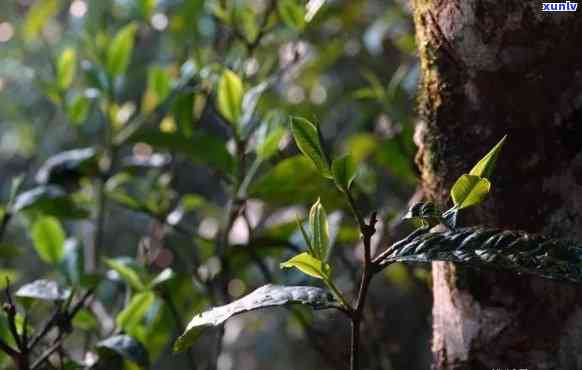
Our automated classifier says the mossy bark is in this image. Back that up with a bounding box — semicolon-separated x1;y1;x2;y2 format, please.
411;1;582;369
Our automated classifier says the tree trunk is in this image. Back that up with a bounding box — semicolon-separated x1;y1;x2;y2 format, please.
411;1;582;369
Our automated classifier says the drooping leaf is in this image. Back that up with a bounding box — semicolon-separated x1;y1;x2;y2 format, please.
278;0;306;30
450;174;491;210
35;148;99;185
217;69;243;127
280;252;330;279
11;186;89;219
308;199;329;261
106;23;138;78
469;135;507;179
332;154;357;192
376;227;582;283
116;291;155;332
31;216;65;264
290;117;331;178
104;258;145;291
15;279;71;301
97;335;149;368
57;48;76;90
174;284;335;351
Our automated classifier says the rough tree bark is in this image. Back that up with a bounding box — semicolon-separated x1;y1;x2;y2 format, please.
411;1;582;369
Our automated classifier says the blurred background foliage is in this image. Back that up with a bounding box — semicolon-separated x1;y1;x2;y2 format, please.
0;0;431;369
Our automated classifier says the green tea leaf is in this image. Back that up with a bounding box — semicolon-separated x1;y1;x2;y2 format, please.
290;117;331;178
104;258;145;291
175;284;335;351
250;156;342;207
31;216;65;264
217;69;243;127
469;135;507;179
332;154;357;192
57;48;76;90
280;252;330;279
143;66;171;112
67;95;90;125
172;92;194;138
23;0;60;43
257;127;285;160
106;23;138;78
138;0;156;18
451;174;491;210
116;291;155;332
308;199;329;261
278;0;305;30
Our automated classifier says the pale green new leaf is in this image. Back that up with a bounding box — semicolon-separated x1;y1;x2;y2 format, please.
106;23;138;77
451;174;491;210
290;117;331;178
57;48;76;90
217;69;244;127
332;154;358;192
257;126;285;160
278;0;306;30
116;291;155;332
104;258;145;291
31;216;65;264
469;135;507;179
280;252;330;280
23;0;60;42
309;199;329;261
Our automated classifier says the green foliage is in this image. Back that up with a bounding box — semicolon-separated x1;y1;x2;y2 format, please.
57;48;76;90
469;135;507;178
0;0;430;368
280;252;330;279
290;117;332;178
104;258;146;291
31;216;65;264
450;174;491;210
117;291;156;332
278;0;306;30
217;69;244;129
106;23;138;78
23;0;59;42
